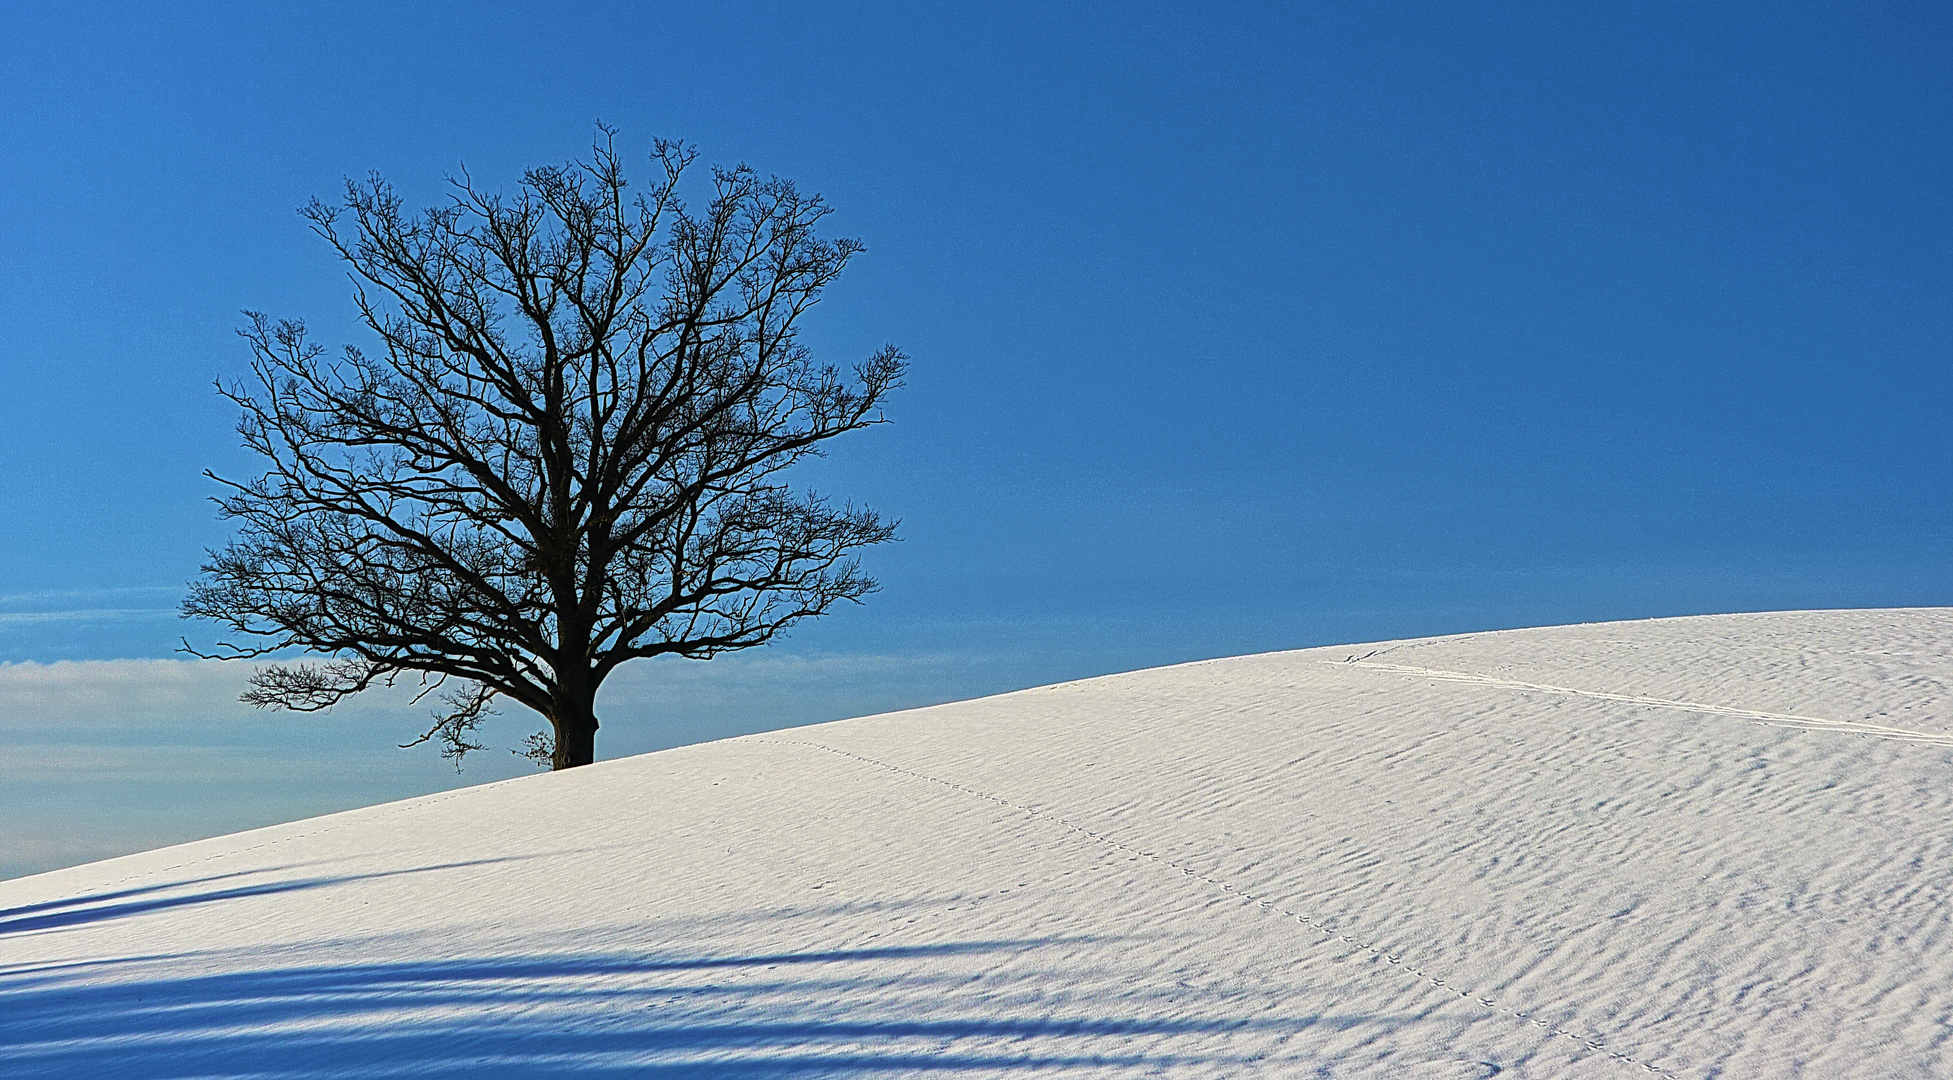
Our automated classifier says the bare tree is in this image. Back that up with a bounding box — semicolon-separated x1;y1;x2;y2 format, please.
184;131;903;770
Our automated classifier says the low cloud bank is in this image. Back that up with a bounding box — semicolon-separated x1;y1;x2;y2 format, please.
0;649;984;882
0;658;257;727
0;650;971;736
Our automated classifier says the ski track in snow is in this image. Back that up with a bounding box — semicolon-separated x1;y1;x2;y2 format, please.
1329;660;1953;746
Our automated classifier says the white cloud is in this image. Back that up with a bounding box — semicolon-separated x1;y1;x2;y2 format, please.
0;649;990;737
0;608;178;625
0;658;258;726
0;585;180;606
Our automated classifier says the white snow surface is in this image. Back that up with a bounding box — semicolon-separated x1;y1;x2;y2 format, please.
5;609;1953;1078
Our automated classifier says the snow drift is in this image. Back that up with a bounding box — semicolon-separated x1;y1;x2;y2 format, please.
3;609;1951;1078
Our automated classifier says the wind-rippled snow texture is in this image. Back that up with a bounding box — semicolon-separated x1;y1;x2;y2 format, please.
3;608;1951;1078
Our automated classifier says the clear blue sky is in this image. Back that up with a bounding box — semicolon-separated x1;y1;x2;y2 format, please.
2;3;1949;873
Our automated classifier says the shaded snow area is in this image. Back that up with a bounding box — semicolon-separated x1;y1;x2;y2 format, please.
4;609;1953;1078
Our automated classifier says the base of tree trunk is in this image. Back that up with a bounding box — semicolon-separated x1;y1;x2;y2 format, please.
552;719;598;770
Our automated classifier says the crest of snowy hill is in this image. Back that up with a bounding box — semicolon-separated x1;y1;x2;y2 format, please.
3;609;1951;1078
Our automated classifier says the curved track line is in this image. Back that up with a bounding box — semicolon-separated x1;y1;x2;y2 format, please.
758;737;1676;1078
1328;661;1953;745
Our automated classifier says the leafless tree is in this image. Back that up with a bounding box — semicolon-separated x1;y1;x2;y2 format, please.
184;131;903;770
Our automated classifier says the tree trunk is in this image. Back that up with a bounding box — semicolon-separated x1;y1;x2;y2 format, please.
549;695;599;770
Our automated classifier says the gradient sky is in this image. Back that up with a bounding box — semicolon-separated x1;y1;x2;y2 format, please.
3;1;1950;877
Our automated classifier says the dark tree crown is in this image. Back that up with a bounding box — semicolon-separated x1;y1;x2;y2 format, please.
184;130;903;769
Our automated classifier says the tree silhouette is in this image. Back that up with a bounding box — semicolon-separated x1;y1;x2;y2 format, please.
185;131;903;770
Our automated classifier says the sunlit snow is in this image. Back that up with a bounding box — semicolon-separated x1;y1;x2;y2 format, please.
4;609;1951;1077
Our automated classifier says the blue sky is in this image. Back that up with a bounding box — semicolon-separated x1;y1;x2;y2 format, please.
2;2;1949;876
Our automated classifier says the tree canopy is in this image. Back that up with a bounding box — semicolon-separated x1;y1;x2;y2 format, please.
184;132;903;769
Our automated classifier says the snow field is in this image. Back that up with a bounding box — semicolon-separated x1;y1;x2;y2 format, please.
3;608;1951;1077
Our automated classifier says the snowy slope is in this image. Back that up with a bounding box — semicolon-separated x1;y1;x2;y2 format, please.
3;609;1952;1078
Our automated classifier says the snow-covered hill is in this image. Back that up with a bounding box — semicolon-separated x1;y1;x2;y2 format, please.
4;609;1952;1078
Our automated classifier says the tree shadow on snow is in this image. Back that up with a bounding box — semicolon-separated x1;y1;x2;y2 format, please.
0;855;542;937
0;937;1396;1077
